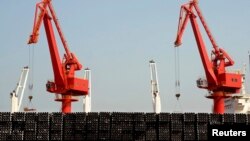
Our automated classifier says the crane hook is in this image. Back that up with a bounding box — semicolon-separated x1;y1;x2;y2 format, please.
176;93;180;100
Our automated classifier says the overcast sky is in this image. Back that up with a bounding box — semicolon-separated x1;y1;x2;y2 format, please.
0;0;250;113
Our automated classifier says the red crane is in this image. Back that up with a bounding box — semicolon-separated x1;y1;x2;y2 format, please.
174;0;242;114
28;0;88;113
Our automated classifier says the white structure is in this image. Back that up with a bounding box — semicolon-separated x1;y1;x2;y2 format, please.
224;65;250;114
149;60;161;113
83;68;91;113
10;66;29;113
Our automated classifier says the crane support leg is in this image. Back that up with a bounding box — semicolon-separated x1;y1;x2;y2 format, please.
207;91;228;114
213;94;224;114
61;95;72;113
55;95;77;113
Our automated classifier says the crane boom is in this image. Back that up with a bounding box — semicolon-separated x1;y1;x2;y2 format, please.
27;0;88;113
10;66;29;113
28;0;71;57
174;0;242;113
149;60;161;114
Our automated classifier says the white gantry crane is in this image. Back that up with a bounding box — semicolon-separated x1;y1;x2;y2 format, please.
83;68;91;113
149;60;161;113
10;66;29;113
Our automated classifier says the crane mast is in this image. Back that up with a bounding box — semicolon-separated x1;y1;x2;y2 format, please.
10;66;29;113
83;68;91;113
174;0;242;114
149;60;161;114
28;0;88;113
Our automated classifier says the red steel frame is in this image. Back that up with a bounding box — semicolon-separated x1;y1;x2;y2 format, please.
28;0;88;113
174;0;242;114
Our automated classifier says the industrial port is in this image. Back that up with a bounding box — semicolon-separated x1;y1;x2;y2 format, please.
1;0;250;140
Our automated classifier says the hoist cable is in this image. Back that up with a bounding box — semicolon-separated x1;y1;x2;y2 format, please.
28;46;34;91
248;51;250;73
174;47;183;112
27;45;35;111
174;47;180;94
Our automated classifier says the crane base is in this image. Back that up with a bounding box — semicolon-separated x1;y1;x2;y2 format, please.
55;95;78;113
206;91;231;114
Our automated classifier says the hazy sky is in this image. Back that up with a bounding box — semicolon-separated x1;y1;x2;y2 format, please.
0;0;250;113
